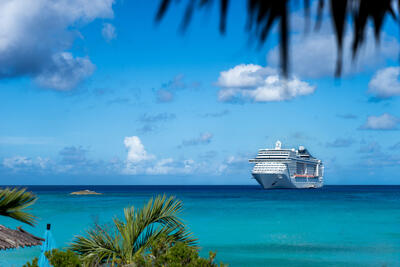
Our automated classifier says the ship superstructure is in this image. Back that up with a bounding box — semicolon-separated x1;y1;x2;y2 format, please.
249;141;324;189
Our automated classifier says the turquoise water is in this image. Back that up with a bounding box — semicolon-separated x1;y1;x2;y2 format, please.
1;185;399;266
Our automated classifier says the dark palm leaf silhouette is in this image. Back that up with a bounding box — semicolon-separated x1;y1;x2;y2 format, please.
156;0;397;77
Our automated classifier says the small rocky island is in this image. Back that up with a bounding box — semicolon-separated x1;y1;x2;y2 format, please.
70;189;102;195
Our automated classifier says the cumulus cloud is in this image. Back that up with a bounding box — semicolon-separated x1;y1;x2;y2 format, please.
267;29;398;78
2;156;49;172
124;136;154;164
360;113;399;130
1;135;250;177
218;154;250;174
3;156;32;169
368;67;400;99
146;158;197;175
102;23;117;42
123;136;155;174
180;133;213;147
123;136;205;175
217;64;266;88
35;53;95;90
2;147;118;175
0;0;114;90
216;64;315;102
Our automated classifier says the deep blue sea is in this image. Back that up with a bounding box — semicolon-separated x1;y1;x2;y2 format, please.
1;185;399;266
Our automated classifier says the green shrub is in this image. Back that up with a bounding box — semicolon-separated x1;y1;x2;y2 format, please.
45;249;81;267
133;235;227;267
22;257;38;267
23;241;225;267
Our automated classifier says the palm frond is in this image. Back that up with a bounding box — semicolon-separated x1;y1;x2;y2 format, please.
156;0;399;77
70;223;121;265
70;195;197;265
0;187;37;226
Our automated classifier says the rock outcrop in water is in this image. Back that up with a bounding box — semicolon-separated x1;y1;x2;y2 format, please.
70;190;102;195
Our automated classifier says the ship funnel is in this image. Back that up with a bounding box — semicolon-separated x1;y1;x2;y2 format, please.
275;140;282;149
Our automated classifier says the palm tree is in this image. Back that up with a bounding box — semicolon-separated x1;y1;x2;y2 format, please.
70;195;197;266
156;0;397;77
0;187;37;226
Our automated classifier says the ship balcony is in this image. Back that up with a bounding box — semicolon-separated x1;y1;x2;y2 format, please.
252;166;287;174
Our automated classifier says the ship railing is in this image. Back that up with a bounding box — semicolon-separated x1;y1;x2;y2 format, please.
293;174;317;178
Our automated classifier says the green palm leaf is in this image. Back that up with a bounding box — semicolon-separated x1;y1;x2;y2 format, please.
70;195;197;266
0;187;37;226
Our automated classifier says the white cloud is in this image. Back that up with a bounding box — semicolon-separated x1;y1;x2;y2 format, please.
3;156;32;169
146;158;174;175
217;64;315;102
122;136;212;175
1;135;250;177
267;30;398;78
217;64;267;88
360;113;399;130
146;158;197;175
35;52;95;90
124;136;154;163
2;156;50;171
37;157;50;169
102;23;117;42
0;0;114;90
218;154;250;174
368;67;400;99
123;136;155;174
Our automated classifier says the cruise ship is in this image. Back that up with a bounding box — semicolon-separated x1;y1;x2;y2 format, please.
249;141;324;189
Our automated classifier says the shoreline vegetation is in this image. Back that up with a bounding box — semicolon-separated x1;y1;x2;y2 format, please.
0;188;226;267
69;190;102;195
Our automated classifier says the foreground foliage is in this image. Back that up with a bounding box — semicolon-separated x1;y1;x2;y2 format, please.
0;187;37;225
70;195;197;266
22;257;38;267
24;241;226;267
23;250;80;267
45;249;81;267
156;0;398;77
133;234;226;267
23;195;227;266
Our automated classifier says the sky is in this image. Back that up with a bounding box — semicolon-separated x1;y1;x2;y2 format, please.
0;0;399;185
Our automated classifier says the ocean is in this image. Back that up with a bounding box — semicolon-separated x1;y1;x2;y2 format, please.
1;185;399;266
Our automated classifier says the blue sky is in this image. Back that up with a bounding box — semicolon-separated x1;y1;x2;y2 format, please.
0;0;399;185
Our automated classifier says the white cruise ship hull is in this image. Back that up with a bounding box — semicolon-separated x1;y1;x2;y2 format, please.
252;173;323;189
249;141;324;190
